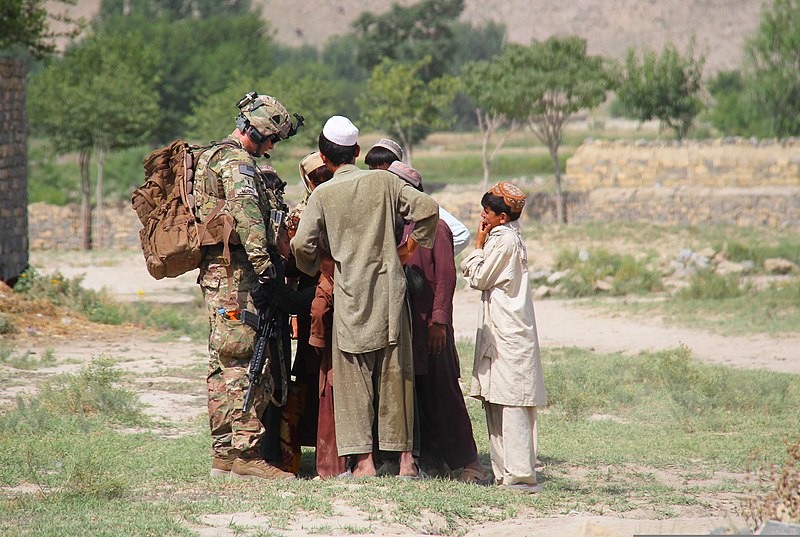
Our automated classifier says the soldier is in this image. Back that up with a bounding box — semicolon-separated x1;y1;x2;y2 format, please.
193;91;302;480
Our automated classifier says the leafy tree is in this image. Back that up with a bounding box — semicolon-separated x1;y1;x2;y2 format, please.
744;0;800;137
0;0;80;58
352;0;464;81
450;20;506;72
358;57;458;165
188;62;345;149
500;37;614;224
617;40;705;139
28;34;160;248
94;12;273;142
706;70;770;137
461;59;517;189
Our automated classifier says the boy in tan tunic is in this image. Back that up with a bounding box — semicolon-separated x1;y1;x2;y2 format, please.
291;116;439;477
461;182;548;492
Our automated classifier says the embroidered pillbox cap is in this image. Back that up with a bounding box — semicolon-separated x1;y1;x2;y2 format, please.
388;161;422;190
371;138;403;161
487;181;526;212
322;115;359;146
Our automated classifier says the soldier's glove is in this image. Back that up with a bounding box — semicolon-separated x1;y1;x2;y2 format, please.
251;269;277;310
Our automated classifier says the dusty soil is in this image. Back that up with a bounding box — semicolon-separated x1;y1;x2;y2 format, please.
5;249;797;535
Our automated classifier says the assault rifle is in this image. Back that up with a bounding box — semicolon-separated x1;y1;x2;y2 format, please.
241;302;280;413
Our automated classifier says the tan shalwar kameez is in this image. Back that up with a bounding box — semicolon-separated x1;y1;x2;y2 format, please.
291;164;439;456
461;221;548;485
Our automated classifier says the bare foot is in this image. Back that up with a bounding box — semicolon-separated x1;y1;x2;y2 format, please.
352;453;377;478
398;451;417;477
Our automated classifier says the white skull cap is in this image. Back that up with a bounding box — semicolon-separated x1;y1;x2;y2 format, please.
322;116;359;146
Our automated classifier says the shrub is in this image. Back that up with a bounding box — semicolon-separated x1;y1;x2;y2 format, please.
0;313;18;334
743;438;800;532
35;358;147;426
678;270;744;300
554;248;663;297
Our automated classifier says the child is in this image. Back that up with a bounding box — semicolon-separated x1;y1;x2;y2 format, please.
364;139;471;255
460;182;548;492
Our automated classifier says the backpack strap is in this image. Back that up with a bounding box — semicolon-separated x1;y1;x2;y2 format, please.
194;139;246;302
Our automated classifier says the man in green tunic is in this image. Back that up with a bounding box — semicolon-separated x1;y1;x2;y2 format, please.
291;116;439;478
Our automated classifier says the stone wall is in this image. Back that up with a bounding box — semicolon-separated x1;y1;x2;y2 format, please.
29;202;142;250
0;58;28;281
561;138;800;227
566;138;800;189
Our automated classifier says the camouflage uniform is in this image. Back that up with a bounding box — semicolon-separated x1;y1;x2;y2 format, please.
194;136;280;460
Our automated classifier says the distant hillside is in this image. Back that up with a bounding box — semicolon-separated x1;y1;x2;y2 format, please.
57;0;768;73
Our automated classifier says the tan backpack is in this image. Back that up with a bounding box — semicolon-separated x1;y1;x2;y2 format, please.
131;140;236;279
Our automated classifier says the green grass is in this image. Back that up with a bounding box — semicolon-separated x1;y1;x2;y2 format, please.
603;279;800;336
4;344;793;534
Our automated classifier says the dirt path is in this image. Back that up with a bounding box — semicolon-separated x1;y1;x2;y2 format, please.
30;250;800;375
453;289;800;375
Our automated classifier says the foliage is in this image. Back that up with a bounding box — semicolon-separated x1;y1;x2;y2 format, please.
0;313;18;335
616;40;705;139
722;239;800;266
188;62;347;148
743;0;800;137
498;37;614;222
552;248;663;297
352;0;465;81
14;266;208;338
678;271;745;300
29;33;160;154
705;70;769;137
743;438;800;531
0;0;81;59
358;57;458;164
462;56;519;187
94;13;273;142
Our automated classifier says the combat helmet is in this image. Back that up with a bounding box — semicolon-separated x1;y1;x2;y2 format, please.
236;91;304;147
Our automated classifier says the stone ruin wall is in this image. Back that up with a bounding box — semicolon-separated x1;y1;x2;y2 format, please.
0;58;29;280
561;138;800;227
26;138;800;251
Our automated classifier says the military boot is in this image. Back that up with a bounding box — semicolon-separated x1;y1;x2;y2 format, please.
231;458;295;480
210;456;235;478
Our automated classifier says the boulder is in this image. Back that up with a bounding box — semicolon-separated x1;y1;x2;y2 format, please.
716;260;745;276
764;258;798;274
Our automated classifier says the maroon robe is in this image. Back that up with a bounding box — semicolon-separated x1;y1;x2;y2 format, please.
404;220;479;470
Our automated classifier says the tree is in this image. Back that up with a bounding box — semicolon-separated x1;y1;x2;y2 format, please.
28;34;160;248
461;59;518;189
706;70;770;137
352;0;465;81
188;62;346;149
0;0;80;58
357;57;458;165
499;37;614;224
744;0;800;137
94;12;273;142
617;40;705;139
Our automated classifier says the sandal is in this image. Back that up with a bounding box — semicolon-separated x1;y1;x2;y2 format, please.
458;467;492;485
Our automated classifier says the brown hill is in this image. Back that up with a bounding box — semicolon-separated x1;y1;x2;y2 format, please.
56;0;767;73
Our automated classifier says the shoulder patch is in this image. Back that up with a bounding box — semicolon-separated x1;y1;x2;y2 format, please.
238;164;256;177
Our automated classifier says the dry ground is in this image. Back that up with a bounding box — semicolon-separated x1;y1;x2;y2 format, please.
3;249;797;535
